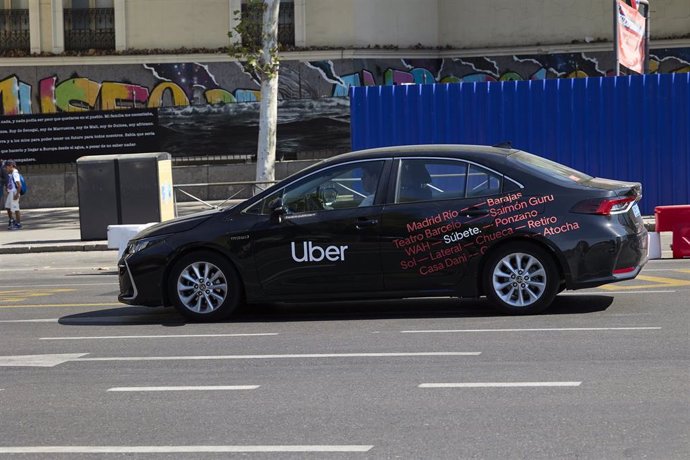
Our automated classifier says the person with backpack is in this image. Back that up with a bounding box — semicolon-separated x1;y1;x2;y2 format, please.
0;158;7;208
3;160;22;230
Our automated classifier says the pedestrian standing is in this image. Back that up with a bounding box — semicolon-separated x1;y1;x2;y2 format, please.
3;160;22;230
0;158;7;209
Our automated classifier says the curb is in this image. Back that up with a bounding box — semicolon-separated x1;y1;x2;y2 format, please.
0;243;110;255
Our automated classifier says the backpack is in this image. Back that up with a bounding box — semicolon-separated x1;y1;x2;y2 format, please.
19;174;27;196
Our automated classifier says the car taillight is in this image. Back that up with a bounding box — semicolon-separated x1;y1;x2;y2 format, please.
571;196;637;215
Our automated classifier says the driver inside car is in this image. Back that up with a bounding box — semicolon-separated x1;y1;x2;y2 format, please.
358;164;380;207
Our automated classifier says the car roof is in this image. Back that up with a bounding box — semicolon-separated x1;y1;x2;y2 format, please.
321;144;516;165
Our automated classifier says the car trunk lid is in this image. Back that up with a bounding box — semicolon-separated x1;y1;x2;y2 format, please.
580;177;642;199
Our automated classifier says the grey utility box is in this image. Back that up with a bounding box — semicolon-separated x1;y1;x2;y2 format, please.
76;152;175;241
118;152;175;225
76;154;120;241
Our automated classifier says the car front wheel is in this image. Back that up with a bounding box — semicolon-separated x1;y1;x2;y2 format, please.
483;243;560;315
168;251;241;322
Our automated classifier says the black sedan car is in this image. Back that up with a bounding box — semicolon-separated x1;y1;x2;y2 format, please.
118;144;647;321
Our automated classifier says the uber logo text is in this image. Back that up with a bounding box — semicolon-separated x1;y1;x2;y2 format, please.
291;241;349;263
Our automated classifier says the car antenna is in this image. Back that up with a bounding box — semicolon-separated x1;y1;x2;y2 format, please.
493;141;512;149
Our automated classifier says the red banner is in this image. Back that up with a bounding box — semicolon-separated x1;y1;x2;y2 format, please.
616;0;646;74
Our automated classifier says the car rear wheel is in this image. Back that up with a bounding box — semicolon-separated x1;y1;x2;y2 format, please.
168;251;241;322
483;243;559;314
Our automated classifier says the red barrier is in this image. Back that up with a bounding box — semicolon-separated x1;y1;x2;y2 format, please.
655;205;690;258
673;226;690;259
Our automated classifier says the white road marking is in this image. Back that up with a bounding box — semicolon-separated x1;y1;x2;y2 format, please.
0;445;374;454
0;303;121;309
0;318;58;323
647;259;690;263
41;333;278;340
419;382;582;388
561;290;676;294
108;385;259;392
0;353;88;367
401;327;661;334
74;352;480;362
0;267;116;272
14;283;118;287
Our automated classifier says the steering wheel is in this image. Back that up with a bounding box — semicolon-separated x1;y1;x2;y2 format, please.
319;186;339;207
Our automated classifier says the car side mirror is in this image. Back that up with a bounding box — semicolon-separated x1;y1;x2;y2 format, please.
269;198;286;224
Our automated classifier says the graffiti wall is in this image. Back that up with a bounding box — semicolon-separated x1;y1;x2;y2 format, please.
1;46;688;162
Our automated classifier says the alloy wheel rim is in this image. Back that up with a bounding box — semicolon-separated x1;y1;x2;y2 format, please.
176;261;228;313
492;252;547;307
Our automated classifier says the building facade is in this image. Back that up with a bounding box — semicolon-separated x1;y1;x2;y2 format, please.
1;0;689;163
2;0;689;53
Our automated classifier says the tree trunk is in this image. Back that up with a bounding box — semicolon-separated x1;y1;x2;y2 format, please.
255;0;280;193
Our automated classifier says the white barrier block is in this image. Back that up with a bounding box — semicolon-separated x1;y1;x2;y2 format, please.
108;223;157;258
647;231;661;260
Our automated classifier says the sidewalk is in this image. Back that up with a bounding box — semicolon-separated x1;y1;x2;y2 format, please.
0;206;669;256
0;202;219;254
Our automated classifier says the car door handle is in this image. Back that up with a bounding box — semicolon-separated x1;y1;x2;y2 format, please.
355;218;379;229
463;207;489;216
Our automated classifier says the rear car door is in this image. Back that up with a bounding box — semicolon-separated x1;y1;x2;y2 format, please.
247;159;389;296
380;157;504;291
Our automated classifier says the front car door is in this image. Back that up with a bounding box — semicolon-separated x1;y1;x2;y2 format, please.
245;159;390;297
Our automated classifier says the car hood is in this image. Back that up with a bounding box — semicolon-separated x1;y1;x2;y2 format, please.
134;208;222;239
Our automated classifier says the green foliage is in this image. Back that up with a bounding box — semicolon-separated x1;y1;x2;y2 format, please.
227;0;280;79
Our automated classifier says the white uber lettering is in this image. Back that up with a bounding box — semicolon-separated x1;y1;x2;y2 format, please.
310;244;325;262
291;242;349;263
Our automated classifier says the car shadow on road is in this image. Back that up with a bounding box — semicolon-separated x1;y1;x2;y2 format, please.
58;306;185;326
57;294;614;326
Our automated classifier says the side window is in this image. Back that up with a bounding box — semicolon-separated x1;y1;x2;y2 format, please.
396;159;467;203
502;177;522;192
246;160;385;215
466;164;502;198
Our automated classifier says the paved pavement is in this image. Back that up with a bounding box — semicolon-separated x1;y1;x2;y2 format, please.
0;202;217;255
0;206;676;257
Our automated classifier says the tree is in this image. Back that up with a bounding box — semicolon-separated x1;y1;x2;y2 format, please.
228;0;281;194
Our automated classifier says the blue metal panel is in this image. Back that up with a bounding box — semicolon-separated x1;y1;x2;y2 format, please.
350;74;690;215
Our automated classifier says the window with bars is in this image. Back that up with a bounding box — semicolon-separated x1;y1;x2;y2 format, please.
63;0;115;51
0;0;30;51
240;0;295;48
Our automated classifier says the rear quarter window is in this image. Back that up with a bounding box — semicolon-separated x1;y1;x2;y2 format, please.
466;164;502;198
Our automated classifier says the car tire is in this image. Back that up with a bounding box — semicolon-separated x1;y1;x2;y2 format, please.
168;251;242;322
483;242;560;315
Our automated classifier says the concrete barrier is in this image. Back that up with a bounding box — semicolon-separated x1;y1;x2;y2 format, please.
647;232;661;260
107;223;157;258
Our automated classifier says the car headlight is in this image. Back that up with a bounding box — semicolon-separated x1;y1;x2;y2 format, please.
126;235;168;255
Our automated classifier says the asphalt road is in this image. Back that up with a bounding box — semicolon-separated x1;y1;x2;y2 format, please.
0;251;688;459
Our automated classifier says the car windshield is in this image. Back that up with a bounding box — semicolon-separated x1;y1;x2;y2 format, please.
509;150;593;183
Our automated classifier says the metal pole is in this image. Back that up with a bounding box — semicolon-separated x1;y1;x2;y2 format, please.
639;0;651;74
613;0;620;76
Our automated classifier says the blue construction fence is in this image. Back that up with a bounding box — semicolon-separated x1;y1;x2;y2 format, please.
349;73;690;215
